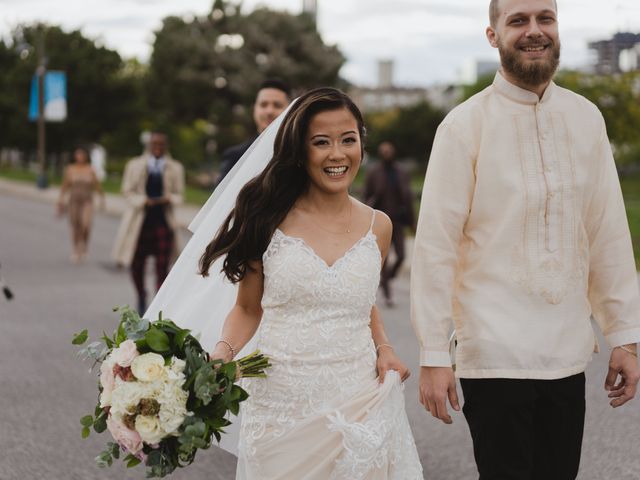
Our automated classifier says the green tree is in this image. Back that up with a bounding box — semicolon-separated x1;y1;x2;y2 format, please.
146;0;345;167
0;39;20;149
1;24;144;157
365;102;445;166
555;70;640;167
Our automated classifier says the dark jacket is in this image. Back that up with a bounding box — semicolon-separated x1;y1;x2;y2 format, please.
217;136;258;186
363;161;415;227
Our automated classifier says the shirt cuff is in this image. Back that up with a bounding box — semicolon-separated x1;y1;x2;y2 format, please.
605;327;640;348
420;349;452;367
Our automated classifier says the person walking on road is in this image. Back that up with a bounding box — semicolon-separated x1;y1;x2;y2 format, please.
411;1;640;479
112;132;185;313
217;79;291;184
363;141;415;307
57;146;105;263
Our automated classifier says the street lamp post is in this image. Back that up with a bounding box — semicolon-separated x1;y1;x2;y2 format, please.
35;31;47;189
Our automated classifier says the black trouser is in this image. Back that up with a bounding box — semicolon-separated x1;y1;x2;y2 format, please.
380;222;406;300
460;373;585;480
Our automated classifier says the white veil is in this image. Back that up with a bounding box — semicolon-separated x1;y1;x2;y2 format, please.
144;102;295;455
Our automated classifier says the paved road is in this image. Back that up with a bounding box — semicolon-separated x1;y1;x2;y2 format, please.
0;191;638;480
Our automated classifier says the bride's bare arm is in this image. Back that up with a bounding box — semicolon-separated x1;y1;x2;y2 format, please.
369;211;410;382
210;260;264;362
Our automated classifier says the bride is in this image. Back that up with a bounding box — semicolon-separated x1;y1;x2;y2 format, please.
149;87;423;479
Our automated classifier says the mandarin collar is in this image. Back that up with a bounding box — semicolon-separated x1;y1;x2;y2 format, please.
492;70;555;105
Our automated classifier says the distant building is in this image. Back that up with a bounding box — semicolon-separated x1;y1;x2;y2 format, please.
302;0;317;23
350;86;432;112
620;44;640;72
460;59;500;84
588;32;640;74
349;59;461;113
378;59;394;89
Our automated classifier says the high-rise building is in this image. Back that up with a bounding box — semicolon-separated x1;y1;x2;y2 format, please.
588;32;640;74
302;0;318;23
378;59;394;89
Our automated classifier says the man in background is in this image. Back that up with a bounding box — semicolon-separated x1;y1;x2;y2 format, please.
364;141;415;307
112;132;185;313
217;78;291;183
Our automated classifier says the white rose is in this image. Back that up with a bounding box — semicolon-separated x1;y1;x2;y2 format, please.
170;358;186;374
111;340;139;367
157;383;189;434
135;415;166;444
110;380;143;416
131;353;166;382
110;378;161;417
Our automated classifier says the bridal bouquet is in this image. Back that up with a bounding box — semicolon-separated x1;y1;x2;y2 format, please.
73;306;270;477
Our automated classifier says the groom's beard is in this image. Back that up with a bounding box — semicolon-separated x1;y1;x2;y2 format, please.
498;38;561;88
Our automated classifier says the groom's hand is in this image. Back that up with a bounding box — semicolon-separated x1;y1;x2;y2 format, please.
605;345;640;408
419;366;460;424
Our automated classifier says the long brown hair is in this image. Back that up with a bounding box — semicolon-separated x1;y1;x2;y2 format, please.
199;87;366;282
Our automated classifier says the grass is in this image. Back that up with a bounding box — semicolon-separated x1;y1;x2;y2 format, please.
0;165;213;207
620;175;640;267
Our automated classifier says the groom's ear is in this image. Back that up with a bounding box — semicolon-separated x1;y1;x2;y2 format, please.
486;27;499;48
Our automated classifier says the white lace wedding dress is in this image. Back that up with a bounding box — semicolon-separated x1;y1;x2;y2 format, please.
236;211;423;479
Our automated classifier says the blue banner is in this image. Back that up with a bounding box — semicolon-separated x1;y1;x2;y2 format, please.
28;71;67;122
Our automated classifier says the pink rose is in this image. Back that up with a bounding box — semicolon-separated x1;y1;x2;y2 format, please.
99;361;115;407
111;340;139;367
106;416;143;454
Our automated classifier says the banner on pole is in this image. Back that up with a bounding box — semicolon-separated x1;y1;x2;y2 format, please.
28;71;67;122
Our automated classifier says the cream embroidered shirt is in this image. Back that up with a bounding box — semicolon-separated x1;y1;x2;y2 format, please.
411;72;640;379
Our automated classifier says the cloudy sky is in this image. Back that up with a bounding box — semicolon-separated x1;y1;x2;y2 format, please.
1;0;639;86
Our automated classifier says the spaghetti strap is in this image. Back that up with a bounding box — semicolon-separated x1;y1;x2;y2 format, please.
368;208;376;233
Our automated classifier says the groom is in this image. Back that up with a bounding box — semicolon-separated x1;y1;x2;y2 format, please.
411;0;640;478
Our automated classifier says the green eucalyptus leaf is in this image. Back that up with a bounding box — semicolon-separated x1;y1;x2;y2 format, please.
93;412;107;433
174;328;190;349
238;388;249;401
102;332;114;349
80;415;94;427
220;362;237;380
194;366;219;405
126;456;141;468
229;385;243;401
145;327;170;352
115;321;126;346
95;452;112;468
81;426;90;438
146;449;162;466
72;329;89;345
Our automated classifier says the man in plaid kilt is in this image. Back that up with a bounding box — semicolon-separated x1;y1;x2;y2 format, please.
112;132;185;313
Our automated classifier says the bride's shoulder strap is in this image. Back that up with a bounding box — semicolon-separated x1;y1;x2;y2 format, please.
368;208;376;233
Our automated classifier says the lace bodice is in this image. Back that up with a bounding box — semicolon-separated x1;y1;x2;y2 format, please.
253;225;382;416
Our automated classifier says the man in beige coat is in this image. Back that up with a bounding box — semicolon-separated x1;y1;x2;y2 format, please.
112;132;185;313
